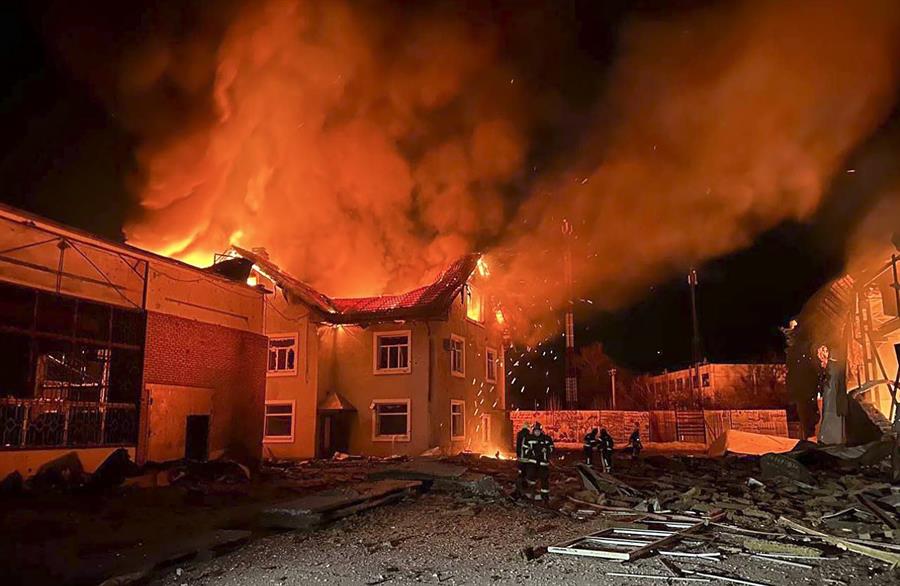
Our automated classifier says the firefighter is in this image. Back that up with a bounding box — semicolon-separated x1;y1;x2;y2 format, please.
598;427;614;472
529;422;554;503
583;427;599;465
513;423;533;499
628;423;643;459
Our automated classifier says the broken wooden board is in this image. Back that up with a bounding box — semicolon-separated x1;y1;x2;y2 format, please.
261;480;421;529
575;463;641;497
778;516;900;567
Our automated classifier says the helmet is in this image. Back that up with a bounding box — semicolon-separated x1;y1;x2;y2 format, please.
533;422;542;431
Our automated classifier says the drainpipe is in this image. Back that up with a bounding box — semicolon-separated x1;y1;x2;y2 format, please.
426;321;434;448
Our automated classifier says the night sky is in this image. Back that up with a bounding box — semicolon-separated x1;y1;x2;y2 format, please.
2;0;898;375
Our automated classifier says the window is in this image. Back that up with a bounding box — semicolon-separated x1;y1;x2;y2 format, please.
450;334;465;377
267;334;298;376
702;373;710;387
373;400;410;441
374;331;411;373
485;347;498;383
676;377;684;391
451;400;465;440
264;401;295;442
465;285;484;323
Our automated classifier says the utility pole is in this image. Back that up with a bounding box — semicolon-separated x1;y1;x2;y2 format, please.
562;218;578;408
688;268;702;409
608;368;617;410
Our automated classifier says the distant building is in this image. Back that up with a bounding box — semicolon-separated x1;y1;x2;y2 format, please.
230;247;510;460
0;205;267;479
642;363;787;409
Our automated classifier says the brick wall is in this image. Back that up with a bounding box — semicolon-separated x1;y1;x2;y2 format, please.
143;311;267;464
510;408;790;447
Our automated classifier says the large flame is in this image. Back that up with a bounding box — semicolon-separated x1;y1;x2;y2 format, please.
44;0;900;343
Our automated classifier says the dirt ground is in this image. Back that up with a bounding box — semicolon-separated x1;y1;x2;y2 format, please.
147;490;897;586
4;447;899;586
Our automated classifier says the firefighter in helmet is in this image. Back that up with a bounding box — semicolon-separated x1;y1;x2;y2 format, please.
513;422;533;498
528;422;555;503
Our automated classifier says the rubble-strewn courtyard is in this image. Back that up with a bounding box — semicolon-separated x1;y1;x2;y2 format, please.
4;445;899;586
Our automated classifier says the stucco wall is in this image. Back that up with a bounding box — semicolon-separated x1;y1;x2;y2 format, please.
0;447;136;480
429;292;508;454
322;322;431;456
260;292;320;460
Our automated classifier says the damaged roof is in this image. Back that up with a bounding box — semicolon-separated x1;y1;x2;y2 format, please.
230;246;481;324
330;254;480;323
231;245;338;315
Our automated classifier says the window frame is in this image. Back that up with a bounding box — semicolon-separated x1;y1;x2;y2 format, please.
450;399;465;440
465;284;484;324
450;334;465;378
485;346;498;383
266;333;299;377
263;400;295;443
373;330;412;375
372;399;411;442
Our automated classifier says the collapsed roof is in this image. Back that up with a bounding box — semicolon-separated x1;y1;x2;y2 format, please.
230;246;481;324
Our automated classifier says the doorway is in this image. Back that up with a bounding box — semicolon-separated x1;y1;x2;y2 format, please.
185;415;210;461
318;412;351;458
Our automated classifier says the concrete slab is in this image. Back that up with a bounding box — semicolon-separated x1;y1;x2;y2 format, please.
369;460;468;481
260;480;421;529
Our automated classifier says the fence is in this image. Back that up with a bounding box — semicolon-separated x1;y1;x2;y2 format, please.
0;398;137;449
509;408;789;447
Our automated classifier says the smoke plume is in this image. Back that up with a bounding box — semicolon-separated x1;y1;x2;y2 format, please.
490;0;900;341
43;0;900;341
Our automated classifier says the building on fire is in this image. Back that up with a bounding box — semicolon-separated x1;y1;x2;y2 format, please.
221;247;510;460
788;234;899;446
0;204;268;479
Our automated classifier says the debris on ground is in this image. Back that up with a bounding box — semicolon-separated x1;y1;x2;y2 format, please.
260;479;422;529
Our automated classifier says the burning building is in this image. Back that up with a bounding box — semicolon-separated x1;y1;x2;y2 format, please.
224;247;510;459
0;205;268;479
789;235;899;445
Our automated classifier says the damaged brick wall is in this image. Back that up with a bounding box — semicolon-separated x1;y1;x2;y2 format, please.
142;311;267;465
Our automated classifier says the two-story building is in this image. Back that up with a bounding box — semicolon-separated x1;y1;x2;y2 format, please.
228;247;510;459
644;363;787;409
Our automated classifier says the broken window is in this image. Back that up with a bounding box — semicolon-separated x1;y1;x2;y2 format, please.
450;335;465;377
485;347;498;382
374;331;410;373
267;334;297;376
0;283;143;449
465;285;483;322
373;401;410;440
264;401;295;442
451;400;465;439
702;373;711;387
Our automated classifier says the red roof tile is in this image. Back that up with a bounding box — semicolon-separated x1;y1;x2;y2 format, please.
331;254;481;322
232;247;481;323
